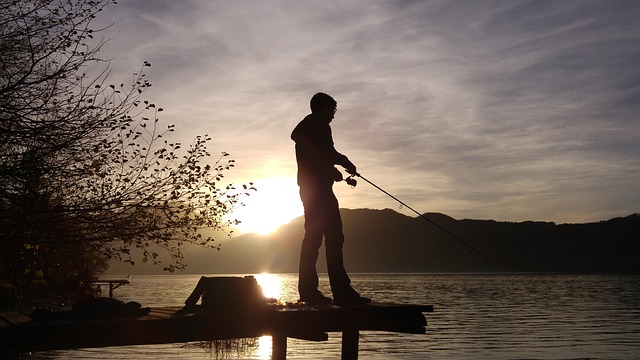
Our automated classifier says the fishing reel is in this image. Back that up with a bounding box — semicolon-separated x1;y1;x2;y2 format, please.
345;175;357;187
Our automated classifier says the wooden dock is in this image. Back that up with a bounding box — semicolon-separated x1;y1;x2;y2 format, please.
0;302;433;359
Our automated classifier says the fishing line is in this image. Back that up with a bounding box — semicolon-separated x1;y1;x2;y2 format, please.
347;173;495;265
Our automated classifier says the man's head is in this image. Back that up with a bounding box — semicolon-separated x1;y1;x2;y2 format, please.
310;92;337;122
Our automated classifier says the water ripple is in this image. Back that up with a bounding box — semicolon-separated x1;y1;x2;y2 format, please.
30;274;640;359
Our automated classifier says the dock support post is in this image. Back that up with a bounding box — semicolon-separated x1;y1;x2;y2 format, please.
271;334;287;360
341;329;359;360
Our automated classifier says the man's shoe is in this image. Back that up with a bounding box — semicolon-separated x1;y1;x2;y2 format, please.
333;294;372;307
300;292;333;305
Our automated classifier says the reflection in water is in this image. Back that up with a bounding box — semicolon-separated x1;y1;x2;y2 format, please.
255;273;282;360
206;338;259;359
31;274;640;359
255;273;283;359
257;336;272;360
255;272;283;300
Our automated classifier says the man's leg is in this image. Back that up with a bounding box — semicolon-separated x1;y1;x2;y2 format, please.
324;191;372;306
298;223;323;298
298;187;328;302
323;192;352;294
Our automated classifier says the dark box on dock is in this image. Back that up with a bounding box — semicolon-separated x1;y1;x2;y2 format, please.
185;276;265;312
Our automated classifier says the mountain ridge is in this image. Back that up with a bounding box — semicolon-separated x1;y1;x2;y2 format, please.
106;209;640;275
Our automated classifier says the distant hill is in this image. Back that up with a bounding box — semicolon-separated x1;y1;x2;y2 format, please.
106;209;640;275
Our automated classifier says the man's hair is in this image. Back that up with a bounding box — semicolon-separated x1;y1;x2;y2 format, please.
310;92;337;114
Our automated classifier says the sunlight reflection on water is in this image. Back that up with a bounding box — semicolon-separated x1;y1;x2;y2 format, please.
256;336;272;360
29;273;640;360
254;273;282;300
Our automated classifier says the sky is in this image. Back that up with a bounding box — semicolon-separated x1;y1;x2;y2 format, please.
92;0;640;233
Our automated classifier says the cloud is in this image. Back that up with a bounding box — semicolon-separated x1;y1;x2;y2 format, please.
93;0;640;223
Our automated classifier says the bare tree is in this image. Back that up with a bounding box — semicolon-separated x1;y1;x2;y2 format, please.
0;0;253;288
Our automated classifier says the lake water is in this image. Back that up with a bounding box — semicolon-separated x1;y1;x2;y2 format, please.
28;273;640;359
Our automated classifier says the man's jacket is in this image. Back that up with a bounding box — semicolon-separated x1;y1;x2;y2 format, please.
291;113;354;189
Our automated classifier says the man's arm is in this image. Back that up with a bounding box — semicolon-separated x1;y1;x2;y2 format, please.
325;126;357;174
335;153;357;175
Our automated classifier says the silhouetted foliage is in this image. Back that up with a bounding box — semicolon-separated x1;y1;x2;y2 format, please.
0;0;254;302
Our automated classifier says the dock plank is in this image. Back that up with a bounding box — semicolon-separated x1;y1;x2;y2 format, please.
0;312;35;326
0;302;432;356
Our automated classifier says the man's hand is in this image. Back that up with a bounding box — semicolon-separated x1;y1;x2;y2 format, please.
345;163;357;176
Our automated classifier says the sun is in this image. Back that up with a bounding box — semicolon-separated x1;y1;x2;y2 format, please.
230;177;303;235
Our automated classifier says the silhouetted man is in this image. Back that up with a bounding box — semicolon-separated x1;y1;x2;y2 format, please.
291;92;371;306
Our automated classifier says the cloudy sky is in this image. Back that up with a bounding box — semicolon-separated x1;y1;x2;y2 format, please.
93;0;639;231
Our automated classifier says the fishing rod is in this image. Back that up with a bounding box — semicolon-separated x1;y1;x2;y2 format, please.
346;173;495;265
